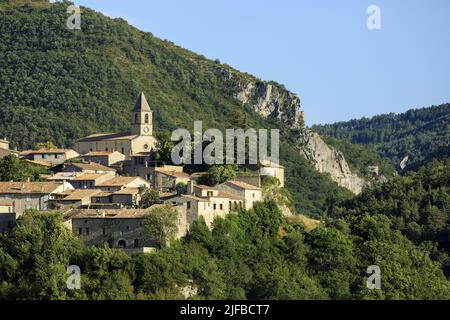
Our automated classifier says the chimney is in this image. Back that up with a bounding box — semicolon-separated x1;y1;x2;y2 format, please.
187;180;194;195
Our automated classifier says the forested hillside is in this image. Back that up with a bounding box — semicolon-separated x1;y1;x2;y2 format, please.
1;157;449;300
312;104;450;167
0;0;352;215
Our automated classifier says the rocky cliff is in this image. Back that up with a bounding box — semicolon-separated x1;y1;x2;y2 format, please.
227;72;366;194
294;129;367;194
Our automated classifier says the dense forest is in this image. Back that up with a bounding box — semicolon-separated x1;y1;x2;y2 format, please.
1;156;449;300
312;104;450;167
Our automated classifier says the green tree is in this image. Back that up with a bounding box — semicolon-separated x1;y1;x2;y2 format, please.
142;205;179;249
140;188;160;208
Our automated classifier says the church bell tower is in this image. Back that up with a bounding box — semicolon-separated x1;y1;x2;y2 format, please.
131;92;153;136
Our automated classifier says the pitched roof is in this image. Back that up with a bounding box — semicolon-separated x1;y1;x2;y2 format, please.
59;189;102;200
0;182;66;194
224;180;261;191
155;168;190;178
72;173;112;181
113;187;140;195
20;148;74;155
83;151;114;156
47;172;79;180
133;92;151;112
67;208;149;219
23;159;53;167
66;162;116;172
76;132;138;143
98;176;147;187
213;191;242;201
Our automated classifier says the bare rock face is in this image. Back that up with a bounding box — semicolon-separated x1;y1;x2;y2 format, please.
235;81;304;129
214;66;366;194
295;129;367;194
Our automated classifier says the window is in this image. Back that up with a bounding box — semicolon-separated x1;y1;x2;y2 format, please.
102;228;106;235
134;239;139;248
220;204;223;210
207;191;213;197
145;114;149;124
253;193;255;198
55;154;62;159
42;154;49;159
187;201;191;209
134;113;138;124
7;221;12;230
213;204;217;210
105;148;108;152
118;240;126;248
121;147;124;154
78;228;82;235
86;228;90;235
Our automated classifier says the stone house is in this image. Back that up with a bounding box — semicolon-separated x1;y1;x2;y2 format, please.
20;148;79;166
80;151;126;167
0;181;73;217
125;156;190;191
217;180;262;210
62;161;116;174
90;188;142;208
96;176;150;193
50;189;103;209
64;204;187;253
76;93;157;159
165;184;243;229
70;172;116;189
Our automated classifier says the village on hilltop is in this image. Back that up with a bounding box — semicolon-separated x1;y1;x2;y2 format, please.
0;92;285;253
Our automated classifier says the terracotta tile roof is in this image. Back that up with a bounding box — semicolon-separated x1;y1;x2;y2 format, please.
213;191;242;201
77;132;138;142
21;148;74;155
72;173;112;181
155;168;190;178
23;159;53;167
66;162;116;172
98;176;147;187
83;152;114;156
91;191;112;198
180;194;210;202
59;189;102;200
113;188;140;195
195;184;217;190
0;182;66;194
67;208;149;219
225;180;261;190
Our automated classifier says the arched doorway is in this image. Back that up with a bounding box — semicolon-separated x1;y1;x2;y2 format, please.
117;239;127;248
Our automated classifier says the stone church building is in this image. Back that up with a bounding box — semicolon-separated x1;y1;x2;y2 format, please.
75;92;157;159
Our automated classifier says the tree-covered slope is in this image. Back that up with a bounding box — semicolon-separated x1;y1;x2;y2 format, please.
312;104;450;167
0;0;350;215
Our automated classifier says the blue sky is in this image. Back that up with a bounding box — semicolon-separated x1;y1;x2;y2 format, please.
73;0;450;125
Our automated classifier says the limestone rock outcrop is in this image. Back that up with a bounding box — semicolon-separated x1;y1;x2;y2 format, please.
295;129;367;194
214;66;366;194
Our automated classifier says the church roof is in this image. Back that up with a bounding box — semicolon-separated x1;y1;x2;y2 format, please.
76;132;138;143
133;92;151;112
